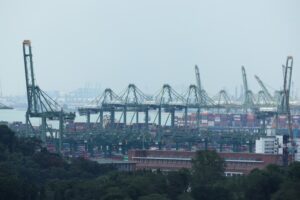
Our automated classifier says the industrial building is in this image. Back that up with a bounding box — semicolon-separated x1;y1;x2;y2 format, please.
91;158;136;172
295;138;300;161
128;150;284;175
255;136;283;154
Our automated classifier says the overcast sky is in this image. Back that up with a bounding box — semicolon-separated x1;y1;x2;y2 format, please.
0;0;299;97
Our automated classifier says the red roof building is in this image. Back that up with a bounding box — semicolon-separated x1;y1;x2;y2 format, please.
128;150;284;176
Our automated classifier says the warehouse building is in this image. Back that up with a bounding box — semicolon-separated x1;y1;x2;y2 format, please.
128;150;284;175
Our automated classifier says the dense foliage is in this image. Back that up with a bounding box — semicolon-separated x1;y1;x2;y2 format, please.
0;125;299;200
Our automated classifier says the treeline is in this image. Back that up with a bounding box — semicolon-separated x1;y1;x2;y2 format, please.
0;125;299;200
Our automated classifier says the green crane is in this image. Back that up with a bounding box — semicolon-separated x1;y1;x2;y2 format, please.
241;66;255;109
279;56;294;166
254;75;274;105
22;40;75;152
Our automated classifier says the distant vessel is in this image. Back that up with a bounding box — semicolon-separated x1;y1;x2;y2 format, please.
0;103;13;109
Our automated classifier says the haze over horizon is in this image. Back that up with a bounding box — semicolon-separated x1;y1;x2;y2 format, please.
0;0;299;97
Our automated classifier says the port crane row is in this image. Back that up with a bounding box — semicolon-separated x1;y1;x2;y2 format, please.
21;40;295;159
78;62;296;129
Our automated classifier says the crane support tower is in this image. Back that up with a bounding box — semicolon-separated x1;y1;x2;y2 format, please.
22;40;75;152
194;65;203;131
280;56;294;166
194;65;216;132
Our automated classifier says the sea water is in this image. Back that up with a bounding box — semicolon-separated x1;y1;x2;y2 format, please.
0;109;178;127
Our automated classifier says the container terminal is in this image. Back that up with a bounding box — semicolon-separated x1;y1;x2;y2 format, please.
1;40;299;172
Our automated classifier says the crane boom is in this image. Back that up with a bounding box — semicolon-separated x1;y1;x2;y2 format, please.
23;40;38;113
241;66;254;107
193;65;215;106
241;66;248;97
254;75;274;102
195;65;202;98
280;56;294;166
284;57;293;98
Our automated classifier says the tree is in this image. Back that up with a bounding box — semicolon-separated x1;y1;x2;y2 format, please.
138;193;169;200
191;150;229;200
244;169;275;200
166;169;190;200
16;137;41;156
287;161;300;181
272;162;300;200
0;125;16;152
177;193;194;200
191;150;225;184
243;164;288;200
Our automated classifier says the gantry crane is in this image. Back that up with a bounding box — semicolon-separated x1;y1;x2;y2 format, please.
22;40;75;152
154;84;186;128
194;65;215;106
254;75;275;105
78;88;122;129
195;65;203;131
279;56;294;166
212;89;240;113
194;65;216;131
241;66;255;110
119;84;153;128
194;65;219;138
254;75;280;134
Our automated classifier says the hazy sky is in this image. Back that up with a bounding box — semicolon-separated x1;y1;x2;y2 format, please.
0;0;299;97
